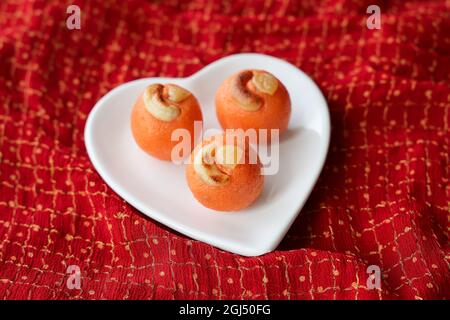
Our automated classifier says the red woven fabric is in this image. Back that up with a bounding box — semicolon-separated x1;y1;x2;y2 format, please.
0;0;449;300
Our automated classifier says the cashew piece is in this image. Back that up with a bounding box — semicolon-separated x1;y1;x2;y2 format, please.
143;84;190;121
231;70;279;111
251;71;279;95
194;142;243;186
166;84;191;102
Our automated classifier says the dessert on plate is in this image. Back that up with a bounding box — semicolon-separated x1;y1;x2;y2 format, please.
185;133;264;211
215;69;291;142
131;84;202;161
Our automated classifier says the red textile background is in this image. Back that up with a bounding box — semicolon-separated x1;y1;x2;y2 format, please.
0;0;449;300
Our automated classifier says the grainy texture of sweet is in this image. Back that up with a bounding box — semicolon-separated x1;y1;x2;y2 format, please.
0;0;449;299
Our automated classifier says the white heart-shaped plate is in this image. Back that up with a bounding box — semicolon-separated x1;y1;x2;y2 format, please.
84;53;330;256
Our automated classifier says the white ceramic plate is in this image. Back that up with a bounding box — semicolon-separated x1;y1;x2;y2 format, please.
84;53;330;256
